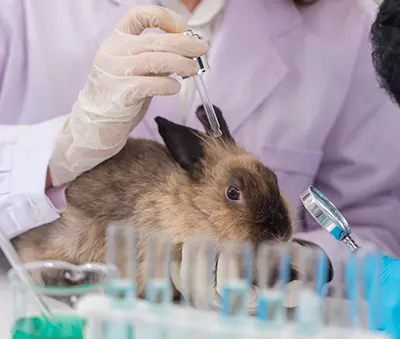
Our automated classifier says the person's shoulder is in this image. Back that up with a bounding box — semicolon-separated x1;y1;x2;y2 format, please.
299;0;377;43
353;0;380;19
0;0;113;27
0;0;67;29
302;0;376;23
0;1;16;37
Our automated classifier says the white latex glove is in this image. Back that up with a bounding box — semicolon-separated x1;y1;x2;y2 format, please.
171;242;303;313
49;5;208;186
171;243;260;314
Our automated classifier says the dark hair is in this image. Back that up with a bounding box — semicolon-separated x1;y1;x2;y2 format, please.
371;0;400;104
293;0;318;5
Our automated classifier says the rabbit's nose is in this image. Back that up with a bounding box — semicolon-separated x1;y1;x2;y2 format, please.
264;203;291;240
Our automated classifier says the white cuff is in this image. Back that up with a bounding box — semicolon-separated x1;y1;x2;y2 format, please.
11;116;66;195
0;116;67;239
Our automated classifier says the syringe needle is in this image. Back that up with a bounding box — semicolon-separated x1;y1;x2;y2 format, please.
193;75;222;138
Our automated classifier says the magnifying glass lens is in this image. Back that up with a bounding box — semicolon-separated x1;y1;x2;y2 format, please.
302;186;351;238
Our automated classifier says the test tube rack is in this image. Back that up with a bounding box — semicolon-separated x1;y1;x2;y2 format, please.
73;227;391;339
76;295;390;339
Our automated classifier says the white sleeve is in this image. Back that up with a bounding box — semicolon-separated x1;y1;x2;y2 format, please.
0;115;68;239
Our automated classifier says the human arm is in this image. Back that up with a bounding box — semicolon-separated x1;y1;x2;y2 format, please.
0;11;67;239
48;6;209;186
376;255;400;338
0;119;68;239
0;6;207;236
294;9;400;279
362;253;400;338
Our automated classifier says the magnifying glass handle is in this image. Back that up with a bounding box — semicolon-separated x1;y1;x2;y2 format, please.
325;223;360;252
342;235;359;252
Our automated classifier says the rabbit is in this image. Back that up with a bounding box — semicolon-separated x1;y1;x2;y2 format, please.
11;105;333;301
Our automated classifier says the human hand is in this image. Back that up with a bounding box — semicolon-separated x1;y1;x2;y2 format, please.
364;253;400;338
49;5;208;186
378;255;400;338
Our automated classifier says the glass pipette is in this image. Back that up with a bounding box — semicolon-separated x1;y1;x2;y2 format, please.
183;30;222;138
193;76;222;138
0;228;55;322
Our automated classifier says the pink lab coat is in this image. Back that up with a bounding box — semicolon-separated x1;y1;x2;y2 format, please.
1;0;400;273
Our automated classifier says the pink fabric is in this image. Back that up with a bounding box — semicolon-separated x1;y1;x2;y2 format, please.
1;0;400;274
45;185;68;212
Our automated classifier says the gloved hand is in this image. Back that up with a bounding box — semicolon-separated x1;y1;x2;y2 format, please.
365;253;400;338
49;5;208;186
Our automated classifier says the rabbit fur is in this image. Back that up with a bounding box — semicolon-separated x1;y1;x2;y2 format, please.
12;105;333;299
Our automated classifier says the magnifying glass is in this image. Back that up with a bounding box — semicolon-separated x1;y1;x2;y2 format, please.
300;186;359;252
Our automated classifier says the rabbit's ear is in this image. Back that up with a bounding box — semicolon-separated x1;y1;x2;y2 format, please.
195;105;234;142
155;116;205;177
292;238;334;283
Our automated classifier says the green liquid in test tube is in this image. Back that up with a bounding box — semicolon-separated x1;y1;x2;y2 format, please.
12;315;85;339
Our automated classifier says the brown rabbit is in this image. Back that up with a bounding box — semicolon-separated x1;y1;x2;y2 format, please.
12;105;333;298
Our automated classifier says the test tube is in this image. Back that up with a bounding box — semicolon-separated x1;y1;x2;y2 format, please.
144;233;173;313
179;236;218;311
104;224;137;339
295;246;328;334
141;233;174;339
174;236;218;339
217;240;254;320
325;258;351;330
346;251;363;329
345;249;382;332
256;241;289;330
106;224;138;305
363;250;383;332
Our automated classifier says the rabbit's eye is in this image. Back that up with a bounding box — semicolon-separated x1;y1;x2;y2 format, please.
225;186;241;201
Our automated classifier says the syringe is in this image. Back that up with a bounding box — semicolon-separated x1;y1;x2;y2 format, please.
183;30;222;138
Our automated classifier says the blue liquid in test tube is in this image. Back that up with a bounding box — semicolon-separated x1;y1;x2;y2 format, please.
104;224;138;339
257;291;285;328
106;280;137;307
363;251;382;331
145;233;174;339
295;247;327;334
221;280;250;318
218;240;253;323
146;280;173;314
256;242;289;330
346;249;380;331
